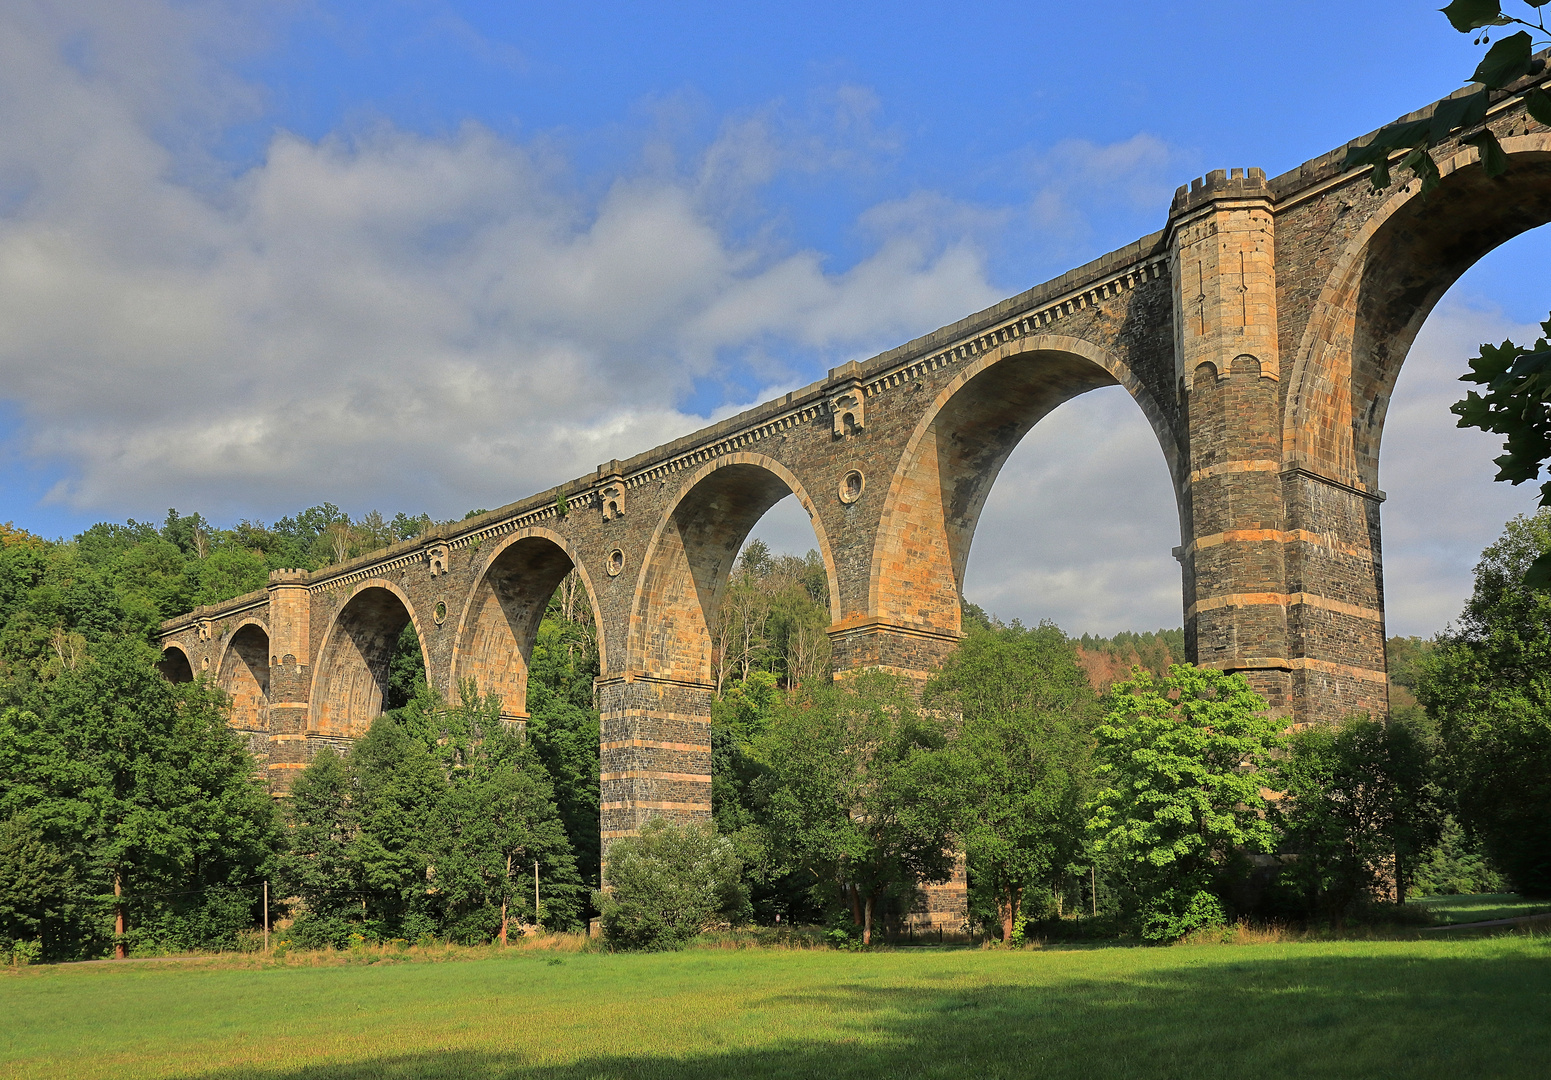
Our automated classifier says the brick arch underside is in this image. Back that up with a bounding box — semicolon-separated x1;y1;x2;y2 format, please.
1290;139;1551;490
871;345;1174;636
312;587;425;737
218;623;269;735
454;535;586;720
157;644;194;683
631;461;822;684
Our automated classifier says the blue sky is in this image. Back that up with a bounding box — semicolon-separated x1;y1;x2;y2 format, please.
0;0;1545;636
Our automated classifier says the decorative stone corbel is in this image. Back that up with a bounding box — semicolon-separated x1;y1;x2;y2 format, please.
427;544;450;577
596;461;626;521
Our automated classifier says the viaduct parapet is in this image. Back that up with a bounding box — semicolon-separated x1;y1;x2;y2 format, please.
160;66;1551;921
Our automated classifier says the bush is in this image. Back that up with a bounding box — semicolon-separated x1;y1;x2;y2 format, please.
1139;888;1226;944
124;887;256;955
288;912;359;951
595;818;750;950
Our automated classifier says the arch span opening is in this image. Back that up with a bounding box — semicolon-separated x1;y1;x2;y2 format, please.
631;457;838;687
217;623;270;735
873;343;1179;642
962;383;1183;645
312;585;427;737
157;644;194;683
1368;230;1550;640
1292;136;1551;489
453;532;601;721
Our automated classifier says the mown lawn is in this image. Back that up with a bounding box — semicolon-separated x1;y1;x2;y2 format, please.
4;936;1550;1080
1410;892;1551;925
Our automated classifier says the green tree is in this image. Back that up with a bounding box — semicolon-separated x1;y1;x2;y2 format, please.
282;684;585;945
430;685;586;938
1276;713;1443;918
0;638;279;958
525;583;602;895
595;818;750;950
0;812;74;956
1412;814;1507;896
1087;665;1281;942
924;623;1097;943
755;670;956;944
1415;510;1551;896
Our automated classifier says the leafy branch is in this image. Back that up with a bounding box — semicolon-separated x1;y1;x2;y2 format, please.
1345;1;1551;192
1452;316;1551;585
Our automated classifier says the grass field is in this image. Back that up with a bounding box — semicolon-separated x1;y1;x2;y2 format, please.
1410;892;1551;924
4;934;1551;1080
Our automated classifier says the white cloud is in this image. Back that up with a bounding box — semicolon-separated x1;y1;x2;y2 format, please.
960;386;1182;636
36;0;1523;651
0;1;1002;524
1378;299;1543;637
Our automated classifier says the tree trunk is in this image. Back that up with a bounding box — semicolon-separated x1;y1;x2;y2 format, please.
863;894;874;946
114;871;125;960
499;853;512;945
848;882;861;926
1395;851;1406;907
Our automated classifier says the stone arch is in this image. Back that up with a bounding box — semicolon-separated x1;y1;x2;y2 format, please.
628;452;841;684
157;642;194;683
216;620;269;734
869;334;1182;637
1286;133;1551;490
310;580;428;738
450;528;605;721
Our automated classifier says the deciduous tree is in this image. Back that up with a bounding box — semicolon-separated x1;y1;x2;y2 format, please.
1087;665;1281;942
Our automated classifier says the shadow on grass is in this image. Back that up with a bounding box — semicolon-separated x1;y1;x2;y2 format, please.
192;947;1551;1080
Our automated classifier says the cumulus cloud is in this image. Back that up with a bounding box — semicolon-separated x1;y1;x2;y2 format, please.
0;1;1001;523
959;386;1182;636
17;2;1507;644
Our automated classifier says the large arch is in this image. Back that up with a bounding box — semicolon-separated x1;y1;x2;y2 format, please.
157;643;194;683
869;335;1182;638
451;528;605;720
216;621;269;735
310;580;428;737
628;452;841;684
1287;133;1551;489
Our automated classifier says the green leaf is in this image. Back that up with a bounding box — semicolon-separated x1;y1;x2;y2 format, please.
1369;156;1393;189
1344;117;1433;189
1440;0;1502;31
1430;88;1491;141
1523;550;1551;590
1464;128;1511;176
1473;31;1535;89
1526;88;1551;127
1400;145;1443;193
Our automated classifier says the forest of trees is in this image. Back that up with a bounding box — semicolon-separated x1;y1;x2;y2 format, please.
0;500;1545;959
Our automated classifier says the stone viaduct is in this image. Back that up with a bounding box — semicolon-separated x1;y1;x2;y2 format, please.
160;69;1551;873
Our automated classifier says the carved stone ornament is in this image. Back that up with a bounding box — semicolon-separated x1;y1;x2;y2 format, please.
607;548;625;577
427;544;450;577
829;386;865;438
838;469;866;504
197;619;214;642
600;482;626;521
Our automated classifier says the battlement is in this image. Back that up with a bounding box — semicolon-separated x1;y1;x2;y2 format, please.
1170;167;1270;216
267;568;309;585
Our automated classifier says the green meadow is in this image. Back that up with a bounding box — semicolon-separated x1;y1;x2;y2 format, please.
5;935;1550;1080
1409;892;1551;925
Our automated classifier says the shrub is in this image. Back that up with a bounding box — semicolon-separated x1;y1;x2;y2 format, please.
288;912;358;950
595;818;750;950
